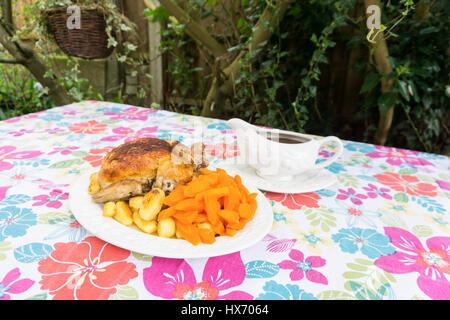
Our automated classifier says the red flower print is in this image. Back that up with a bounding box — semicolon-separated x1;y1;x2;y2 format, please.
172;281;219;300
104;107;156;121
265;192;321;210
278;249;328;284
205;143;240;159
32;189;69;209
38;236;138;300
82;147;115;167
68;120;107;134
374;172;437;197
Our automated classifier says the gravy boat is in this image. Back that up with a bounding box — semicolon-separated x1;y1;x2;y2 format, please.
227;118;343;181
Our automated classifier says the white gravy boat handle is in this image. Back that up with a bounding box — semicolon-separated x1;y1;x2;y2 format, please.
313;136;343;169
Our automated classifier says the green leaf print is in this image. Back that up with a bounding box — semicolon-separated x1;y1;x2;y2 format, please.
411;225;433;238
109;285;139;300
38;212;71;225
337;173;359;188
49;159;84;169
0;241;12;261
303;207;336;232
343;258;396;300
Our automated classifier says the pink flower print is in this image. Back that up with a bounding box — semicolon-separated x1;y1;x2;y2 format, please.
0;146;43;172
48;146;79;156
363;183;392;200
143;252;253;300
167;123;195;134
0;268;35;300
436;180;450;192
336;188;368;205
32;189;69;209
366;146;433;167
3;113;39;123
8;129;34;137
375;227;450;300
278;249;328;285
104;107;156;121
0;186;11;202
101;127;158;143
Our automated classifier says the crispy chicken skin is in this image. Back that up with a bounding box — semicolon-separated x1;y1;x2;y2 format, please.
92;138;207;203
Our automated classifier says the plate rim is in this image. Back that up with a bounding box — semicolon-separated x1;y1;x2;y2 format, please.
69;170;273;259
213;159;337;193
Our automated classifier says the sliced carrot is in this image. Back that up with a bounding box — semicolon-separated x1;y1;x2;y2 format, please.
184;180;211;198
227;219;248;230
238;203;253;219
198;227;216;244
193;213;208;223
161;168;258;244
174;198;204;211
175;221;201;246
248;196;257;215
211;220;225;236
224;187;241;211
225;228;238;236
163;185;186;206
218;209;240;225
157;207;176;221
204;194;220;225
195;187;230;201
173;210;198;224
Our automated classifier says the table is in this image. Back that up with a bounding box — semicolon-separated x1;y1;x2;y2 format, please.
0;100;449;300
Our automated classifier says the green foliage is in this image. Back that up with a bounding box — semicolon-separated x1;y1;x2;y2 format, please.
0;63;55;121
359;0;449;154
147;0;447;154
11;0;147;104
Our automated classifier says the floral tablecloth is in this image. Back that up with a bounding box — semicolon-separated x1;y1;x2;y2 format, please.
0;100;449;301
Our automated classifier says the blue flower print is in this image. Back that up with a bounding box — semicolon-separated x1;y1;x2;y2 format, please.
207;122;231;131
326;162;346;173
96;107;123;113
344;142;376;154
331;227;395;259
39;113;64;122
0;206;37;241
256;280;317;300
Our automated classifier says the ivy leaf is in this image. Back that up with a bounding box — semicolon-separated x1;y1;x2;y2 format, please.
359;74;381;93
378;92;398;114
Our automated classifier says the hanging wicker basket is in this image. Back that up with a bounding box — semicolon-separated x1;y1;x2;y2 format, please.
45;6;115;60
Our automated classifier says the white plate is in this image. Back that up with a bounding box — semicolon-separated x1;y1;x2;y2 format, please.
214;159;337;194
69;171;273;259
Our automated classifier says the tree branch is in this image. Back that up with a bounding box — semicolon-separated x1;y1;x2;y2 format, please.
144;0;227;58
0;58;24;64
0;20;73;106
364;0;394;146
201;0;295;117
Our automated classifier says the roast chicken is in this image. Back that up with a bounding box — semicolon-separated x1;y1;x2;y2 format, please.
90;138;208;203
